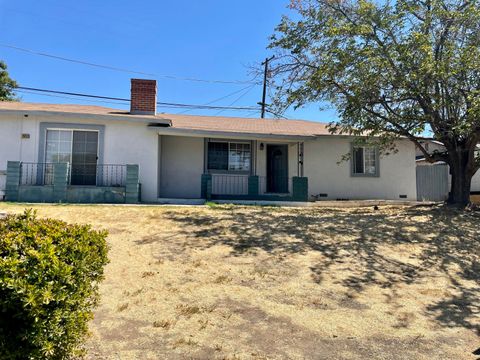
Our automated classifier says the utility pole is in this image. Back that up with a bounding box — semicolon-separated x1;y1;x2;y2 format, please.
259;55;275;118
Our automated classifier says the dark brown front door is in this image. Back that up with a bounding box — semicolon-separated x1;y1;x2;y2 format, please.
267;144;288;193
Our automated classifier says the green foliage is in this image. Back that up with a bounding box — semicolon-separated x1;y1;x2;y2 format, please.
0;60;17;101
269;0;480;205
0;210;109;359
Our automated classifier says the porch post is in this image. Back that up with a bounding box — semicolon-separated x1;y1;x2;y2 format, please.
201;174;212;200
5;161;21;202
292;177;308;202
126;164;140;203
248;175;259;198
298;142;304;177
52;163;69;203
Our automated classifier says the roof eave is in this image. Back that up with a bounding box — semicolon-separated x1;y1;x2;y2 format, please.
0;109;172;125
149;126;315;141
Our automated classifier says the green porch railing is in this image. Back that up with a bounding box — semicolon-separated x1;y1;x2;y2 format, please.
201;174;309;202
5;161;140;204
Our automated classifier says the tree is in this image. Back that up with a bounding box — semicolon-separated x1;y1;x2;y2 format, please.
0;60;17;101
269;0;480;207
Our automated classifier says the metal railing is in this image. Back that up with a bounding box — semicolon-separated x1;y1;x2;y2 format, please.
95;164;127;187
209;174;293;196
20;162;55;186
19;162;127;187
211;174;249;195
69;164;127;187
258;176;292;195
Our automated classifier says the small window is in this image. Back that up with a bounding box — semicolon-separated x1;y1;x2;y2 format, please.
207;141;251;172
352;146;378;176
207;142;228;170
228;143;250;171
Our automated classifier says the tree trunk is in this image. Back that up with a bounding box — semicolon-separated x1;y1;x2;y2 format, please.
447;152;473;208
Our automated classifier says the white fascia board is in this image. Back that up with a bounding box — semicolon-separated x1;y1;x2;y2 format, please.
0;109;172;125
149;126;314;141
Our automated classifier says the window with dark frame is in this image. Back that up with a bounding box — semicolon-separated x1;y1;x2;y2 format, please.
207;141;251;172
352;146;378;176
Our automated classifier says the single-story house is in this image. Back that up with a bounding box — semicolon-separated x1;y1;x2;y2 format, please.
0;79;417;204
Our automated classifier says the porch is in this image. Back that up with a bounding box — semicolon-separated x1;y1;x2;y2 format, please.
201;174;308;202
157;134;309;202
5;161;140;204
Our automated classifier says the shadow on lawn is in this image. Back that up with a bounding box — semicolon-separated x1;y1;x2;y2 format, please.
155;206;480;335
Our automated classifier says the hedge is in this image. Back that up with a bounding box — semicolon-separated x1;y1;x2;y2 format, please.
0;210;109;359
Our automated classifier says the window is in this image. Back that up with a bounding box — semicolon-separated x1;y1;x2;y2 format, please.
45;130;72;164
207;142;228;170
207;141;251;172
352;146;378;176
45;129;99;185
228;143;250;171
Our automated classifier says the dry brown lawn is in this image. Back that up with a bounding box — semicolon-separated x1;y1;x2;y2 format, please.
1;203;479;359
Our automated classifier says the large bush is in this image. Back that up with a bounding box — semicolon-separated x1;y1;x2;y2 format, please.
0;210;109;359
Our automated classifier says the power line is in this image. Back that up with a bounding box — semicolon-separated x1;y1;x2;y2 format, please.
214;84;257;116
176;84;256;115
16;89;130;106
1;43;260;85
16;86;261;111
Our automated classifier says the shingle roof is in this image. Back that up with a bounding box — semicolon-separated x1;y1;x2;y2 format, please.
157;113;331;137
0;101;331;137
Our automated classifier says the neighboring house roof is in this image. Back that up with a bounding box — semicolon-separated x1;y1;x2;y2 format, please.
419;138;480;149
0;101;331;138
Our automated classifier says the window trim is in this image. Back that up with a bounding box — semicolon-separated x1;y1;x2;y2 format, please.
38;123;105;186
350;144;380;177
205;139;252;175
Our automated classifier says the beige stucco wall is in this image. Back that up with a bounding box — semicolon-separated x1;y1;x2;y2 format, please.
0;112;159;202
158;135;417;201
159;135;204;198
304;137;417;200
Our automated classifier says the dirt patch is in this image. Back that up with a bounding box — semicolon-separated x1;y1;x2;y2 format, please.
1;204;479;359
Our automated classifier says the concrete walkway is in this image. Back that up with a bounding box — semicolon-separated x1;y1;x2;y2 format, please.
0;199;438;208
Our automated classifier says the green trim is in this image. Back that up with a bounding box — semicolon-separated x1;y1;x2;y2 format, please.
209;176;309;202
125;164;140;204
5;161;21;202
7;161;139;204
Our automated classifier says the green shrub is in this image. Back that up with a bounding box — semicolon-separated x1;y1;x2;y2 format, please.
0;210;109;359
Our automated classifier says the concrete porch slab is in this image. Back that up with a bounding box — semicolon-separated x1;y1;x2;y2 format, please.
157;198;206;205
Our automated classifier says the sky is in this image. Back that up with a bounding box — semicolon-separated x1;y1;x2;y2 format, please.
0;0;337;122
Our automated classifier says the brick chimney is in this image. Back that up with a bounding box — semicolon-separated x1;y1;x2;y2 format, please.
130;79;157;115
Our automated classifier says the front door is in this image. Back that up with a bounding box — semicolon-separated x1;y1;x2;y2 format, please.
267;144;288;193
